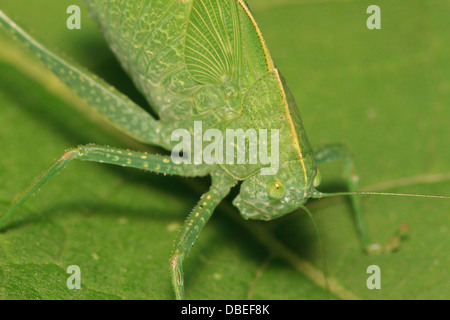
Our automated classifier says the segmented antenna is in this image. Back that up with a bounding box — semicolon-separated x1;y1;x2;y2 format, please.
312;190;450;200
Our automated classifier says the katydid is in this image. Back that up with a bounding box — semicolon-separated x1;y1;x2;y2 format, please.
0;0;448;300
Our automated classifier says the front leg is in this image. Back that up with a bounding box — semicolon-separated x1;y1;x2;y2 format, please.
170;171;236;300
0;144;211;229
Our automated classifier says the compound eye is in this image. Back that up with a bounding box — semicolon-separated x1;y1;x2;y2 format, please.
267;181;286;200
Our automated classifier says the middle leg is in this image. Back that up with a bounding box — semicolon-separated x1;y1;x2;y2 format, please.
313;144;371;252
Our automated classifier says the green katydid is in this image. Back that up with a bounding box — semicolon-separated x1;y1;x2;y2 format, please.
0;0;448;300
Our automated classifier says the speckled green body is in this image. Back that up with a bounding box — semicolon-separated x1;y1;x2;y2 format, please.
84;0;316;186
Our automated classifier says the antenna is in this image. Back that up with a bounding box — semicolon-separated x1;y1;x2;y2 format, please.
312;190;450;200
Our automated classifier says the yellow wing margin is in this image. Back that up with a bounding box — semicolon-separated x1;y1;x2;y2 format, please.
237;0;275;72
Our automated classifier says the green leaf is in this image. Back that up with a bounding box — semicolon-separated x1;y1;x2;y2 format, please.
0;0;449;300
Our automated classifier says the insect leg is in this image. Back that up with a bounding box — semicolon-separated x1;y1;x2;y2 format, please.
169;172;235;300
0;144;211;229
313;144;371;252
0;10;163;146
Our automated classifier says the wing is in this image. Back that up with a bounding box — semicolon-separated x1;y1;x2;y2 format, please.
185;0;242;85
83;1;278;125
